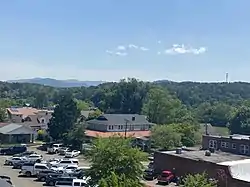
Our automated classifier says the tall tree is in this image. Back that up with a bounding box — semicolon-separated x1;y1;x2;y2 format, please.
48;91;80;140
229;106;250;135
34;90;48;108
65;122;86;149
0;108;6;122
142;87;186;124
86;136;146;186
151;125;182;150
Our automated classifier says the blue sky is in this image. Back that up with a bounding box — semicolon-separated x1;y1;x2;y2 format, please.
0;0;250;82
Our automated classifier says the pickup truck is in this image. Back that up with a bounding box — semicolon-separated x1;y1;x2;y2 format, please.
20;163;51;177
157;170;175;185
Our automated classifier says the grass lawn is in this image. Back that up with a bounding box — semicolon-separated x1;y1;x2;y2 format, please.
212;126;230;136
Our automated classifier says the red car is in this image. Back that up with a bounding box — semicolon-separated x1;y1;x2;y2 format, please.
157;170;175;185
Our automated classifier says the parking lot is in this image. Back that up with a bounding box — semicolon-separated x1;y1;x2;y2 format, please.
0;146;173;187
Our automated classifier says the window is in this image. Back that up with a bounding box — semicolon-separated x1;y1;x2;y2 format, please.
209;140;217;149
74;182;81;186
232;143;237;149
108;125;114;130
221;142;229;148
60;161;71;164
35;165;47;169
240;144;249;154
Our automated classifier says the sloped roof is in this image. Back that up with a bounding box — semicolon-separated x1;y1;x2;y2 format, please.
87;114;152;125
0;123;34;134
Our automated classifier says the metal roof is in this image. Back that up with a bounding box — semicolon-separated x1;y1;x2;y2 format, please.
0;123;33;134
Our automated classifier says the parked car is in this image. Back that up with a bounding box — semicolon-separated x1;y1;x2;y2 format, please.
54;176;78;187
45;174;72;186
19;162;51;177
5;156;27;166
13;160;36;169
58;147;70;155
0;145;27;155
37;170;59;182
55;178;87;187
14;151;36;157
38;143;51;151
51;159;79;167
65;150;80;158
143;168;158;180
26;154;43;162
157;170;175;185
47;144;63;154
53;165;78;173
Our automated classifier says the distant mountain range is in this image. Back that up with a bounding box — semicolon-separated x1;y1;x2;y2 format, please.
8;78;105;87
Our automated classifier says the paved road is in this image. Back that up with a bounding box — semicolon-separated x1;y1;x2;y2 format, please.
0;146;172;187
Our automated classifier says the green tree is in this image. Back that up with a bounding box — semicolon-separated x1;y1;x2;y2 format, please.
65;122;86;149
87;109;102;120
229;106;250;135
34;90;48;108
48;91;80;140
76;100;90;111
151;125;182;150
99;172;143;187
86;136;146;186
0;108;6;122
171;123;201;147
142;87;184;124
182;173;217;187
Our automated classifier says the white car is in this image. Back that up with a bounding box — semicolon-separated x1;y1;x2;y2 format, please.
51;159;79;167
47;144;63;154
53;165;78;173
5;156;27;166
55;178;87;187
65;150;80;158
26;154;43;162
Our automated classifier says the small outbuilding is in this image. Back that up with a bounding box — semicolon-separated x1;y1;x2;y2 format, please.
0;123;35;144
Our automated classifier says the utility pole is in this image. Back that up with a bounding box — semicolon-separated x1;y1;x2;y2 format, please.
124;119;129;139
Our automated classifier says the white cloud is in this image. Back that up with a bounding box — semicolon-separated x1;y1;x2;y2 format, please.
117;45;126;51
106;50;113;54
164;44;206;55
140;47;149;51
115;52;127;56
128;44;139;49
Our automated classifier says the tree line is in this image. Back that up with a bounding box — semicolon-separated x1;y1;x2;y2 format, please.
1;78;250;135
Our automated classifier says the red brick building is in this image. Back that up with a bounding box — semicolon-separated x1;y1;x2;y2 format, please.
154;149;250;187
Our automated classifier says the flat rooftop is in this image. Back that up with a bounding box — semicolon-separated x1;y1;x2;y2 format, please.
160;150;249;164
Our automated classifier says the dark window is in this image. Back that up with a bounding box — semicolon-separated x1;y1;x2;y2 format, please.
74;182;81;186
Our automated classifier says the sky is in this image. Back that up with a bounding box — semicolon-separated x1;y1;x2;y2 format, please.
0;0;250;82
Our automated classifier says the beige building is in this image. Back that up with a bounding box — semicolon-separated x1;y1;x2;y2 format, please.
6;107;53;131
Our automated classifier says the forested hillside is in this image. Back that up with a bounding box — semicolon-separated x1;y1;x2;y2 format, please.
1;78;250;127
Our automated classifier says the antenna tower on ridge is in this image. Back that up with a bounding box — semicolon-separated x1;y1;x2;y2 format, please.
225;72;229;83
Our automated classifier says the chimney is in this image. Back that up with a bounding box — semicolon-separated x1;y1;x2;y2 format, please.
132;116;135;121
175;148;182;154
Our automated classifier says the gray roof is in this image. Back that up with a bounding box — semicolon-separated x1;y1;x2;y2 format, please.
0;123;34;135
87;114;152;125
160;150;248;164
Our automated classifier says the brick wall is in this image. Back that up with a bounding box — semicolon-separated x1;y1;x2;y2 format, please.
154;152;250;187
